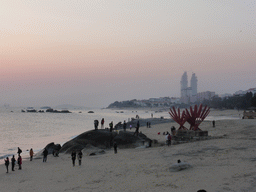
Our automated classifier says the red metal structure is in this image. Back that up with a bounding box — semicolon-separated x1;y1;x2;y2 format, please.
169;104;210;131
169;106;188;130
185;104;210;131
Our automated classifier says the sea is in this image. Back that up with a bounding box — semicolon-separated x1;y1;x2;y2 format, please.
0;107;170;161
0;106;240;163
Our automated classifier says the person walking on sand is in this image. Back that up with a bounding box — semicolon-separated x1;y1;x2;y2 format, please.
30;148;34;161
133;121;140;136
101;118;105;129
71;150;76;166
109;121;113;132
11;155;16;171
17;147;22;155
4;157;9;173
43;148;48;162
123;120;127;132
18;154;22;170
77;150;83;166
113;142;117;154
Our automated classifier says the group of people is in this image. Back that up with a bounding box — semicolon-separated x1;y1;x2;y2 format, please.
4;147;23;173
94;118;105;130
71;150;83;166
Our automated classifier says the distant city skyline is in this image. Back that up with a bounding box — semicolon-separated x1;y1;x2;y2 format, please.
1;1;255;107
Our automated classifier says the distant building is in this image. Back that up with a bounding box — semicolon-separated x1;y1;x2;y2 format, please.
219;93;232;98
197;91;215;102
234;88;256;96
247;88;256;95
234;90;247;96
191;73;198;96
180;72;197;104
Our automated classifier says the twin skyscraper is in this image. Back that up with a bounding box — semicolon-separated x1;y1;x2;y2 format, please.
180;72;198;104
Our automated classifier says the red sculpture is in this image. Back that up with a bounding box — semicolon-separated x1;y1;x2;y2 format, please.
169;104;210;131
169;106;188;130
185;104;210;131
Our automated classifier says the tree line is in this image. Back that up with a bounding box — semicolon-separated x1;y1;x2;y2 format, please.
201;92;256;110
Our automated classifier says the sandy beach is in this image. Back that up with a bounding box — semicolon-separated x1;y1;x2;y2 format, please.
1;110;256;192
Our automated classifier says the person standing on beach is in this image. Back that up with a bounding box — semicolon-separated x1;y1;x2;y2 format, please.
165;133;169;145
123;120;127;132
18;154;22;170
11;155;16;171
109;121;113;132
77;150;83;166
4;157;9;173
71;150;76;166
43;148;48;162
167;134;172;146
94;119;99;130
212;120;215;127
101;118;105;129
133;121;140;136
17;147;22;155
30;148;34;161
113;142;117;154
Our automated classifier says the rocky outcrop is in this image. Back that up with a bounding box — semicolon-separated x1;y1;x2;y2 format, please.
59;129;152;154
46;108;71;113
169;162;192;172
43;142;61;155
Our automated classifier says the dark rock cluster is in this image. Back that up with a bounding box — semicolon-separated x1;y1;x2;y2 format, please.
44;129;152;154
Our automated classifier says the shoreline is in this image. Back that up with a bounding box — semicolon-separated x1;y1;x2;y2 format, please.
3;110;255;191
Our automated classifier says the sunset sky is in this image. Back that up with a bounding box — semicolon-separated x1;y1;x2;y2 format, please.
1;0;255;108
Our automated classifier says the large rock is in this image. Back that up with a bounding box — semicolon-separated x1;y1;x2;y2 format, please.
59;129;152;153
44;142;61;155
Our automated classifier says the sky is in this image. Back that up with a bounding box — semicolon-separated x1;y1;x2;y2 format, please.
1;0;256;108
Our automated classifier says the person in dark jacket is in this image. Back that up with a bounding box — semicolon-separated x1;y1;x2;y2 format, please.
101;118;105;129
133;121;140;136
77;150;83;166
94;120;99;130
71;151;76;166
17;147;22;155
43;148;48;162
4;157;9;173
109;121;113;132
11;155;16;171
18;155;22;170
123;120;127;131
113;142;117;154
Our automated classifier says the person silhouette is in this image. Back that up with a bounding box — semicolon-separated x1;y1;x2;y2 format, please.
11;155;16;171
4;157;9;173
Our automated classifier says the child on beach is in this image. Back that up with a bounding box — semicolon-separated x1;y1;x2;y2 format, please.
4;157;9;173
